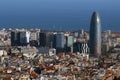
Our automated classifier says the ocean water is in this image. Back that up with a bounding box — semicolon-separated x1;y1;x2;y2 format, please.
0;0;120;31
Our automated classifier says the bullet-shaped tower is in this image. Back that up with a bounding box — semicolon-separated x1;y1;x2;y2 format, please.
89;11;101;56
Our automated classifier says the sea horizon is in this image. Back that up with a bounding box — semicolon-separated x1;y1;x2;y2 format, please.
0;0;120;31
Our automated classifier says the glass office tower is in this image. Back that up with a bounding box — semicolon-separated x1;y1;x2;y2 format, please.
89;12;101;56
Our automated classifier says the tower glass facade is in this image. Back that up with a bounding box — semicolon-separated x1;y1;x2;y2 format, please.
56;33;65;48
89;12;101;56
11;31;20;46
39;33;46;47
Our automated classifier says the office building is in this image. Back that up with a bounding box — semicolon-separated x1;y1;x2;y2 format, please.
56;33;65;48
66;36;74;47
11;31;20;46
56;33;65;52
73;42;89;53
30;32;39;41
20;31;30;46
11;31;30;46
65;36;74;52
30;31;39;47
89;11;101;56
47;34;56;48
39;33;46;47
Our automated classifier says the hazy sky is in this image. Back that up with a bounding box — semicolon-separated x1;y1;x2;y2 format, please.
0;0;119;31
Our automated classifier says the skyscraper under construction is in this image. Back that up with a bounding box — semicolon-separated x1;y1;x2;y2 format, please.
89;11;101;56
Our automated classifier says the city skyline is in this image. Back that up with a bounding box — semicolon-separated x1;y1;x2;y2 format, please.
0;1;120;80
0;20;120;79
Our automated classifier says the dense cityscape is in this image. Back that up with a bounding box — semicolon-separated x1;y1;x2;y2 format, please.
0;12;120;80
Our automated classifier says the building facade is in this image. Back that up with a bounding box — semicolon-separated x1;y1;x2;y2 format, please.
20;31;30;46
56;33;65;52
11;31;30;46
73;42;89;53
39;33;46;47
11;31;20;46
89;12;101;56
65;36;74;52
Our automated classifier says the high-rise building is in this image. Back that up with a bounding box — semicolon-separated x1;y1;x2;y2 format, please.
47;33;56;48
73;42;89;53
30;32;39;41
39;33;46;47
29;31;39;47
56;33;65;52
56;33;65;48
11;31;20;46
89;12;101;56
20;31;30;46
11;31;30;46
66;36;74;47
65;36;74;52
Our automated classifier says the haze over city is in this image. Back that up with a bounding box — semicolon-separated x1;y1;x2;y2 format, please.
0;0;120;31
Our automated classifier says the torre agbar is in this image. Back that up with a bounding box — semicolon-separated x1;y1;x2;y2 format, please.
89;11;101;56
